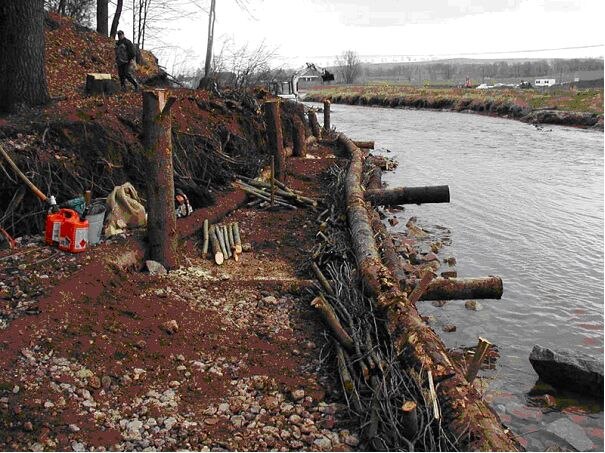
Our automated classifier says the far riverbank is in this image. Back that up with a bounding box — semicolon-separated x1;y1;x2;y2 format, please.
304;85;604;130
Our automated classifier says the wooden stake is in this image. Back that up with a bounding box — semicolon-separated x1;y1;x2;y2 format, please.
427;370;440;420
270;156;275;206
311;262;335;297
323;99;331;131
222;224;232;259
142;89;178;269
202;219;209;255
233;222;242;254
311;294;354;351
308;109;321;138
465;337;493;384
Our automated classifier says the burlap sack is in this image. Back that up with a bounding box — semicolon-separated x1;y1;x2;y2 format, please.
104;182;147;237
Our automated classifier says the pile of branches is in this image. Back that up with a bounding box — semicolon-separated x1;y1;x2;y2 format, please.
0;100;267;237
235;177;318;210
308;166;459;451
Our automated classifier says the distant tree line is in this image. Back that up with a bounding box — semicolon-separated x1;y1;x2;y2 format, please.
358;58;604;85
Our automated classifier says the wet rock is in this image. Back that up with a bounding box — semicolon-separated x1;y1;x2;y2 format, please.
528;381;558;396
529;345;603;397
431;300;447;307
545;418;594;451
146;260;167;276
441;270;457;278
442;324;456;333
388;217;399;226
464;300;482;311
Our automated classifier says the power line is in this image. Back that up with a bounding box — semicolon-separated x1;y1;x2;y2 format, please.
300;44;604;61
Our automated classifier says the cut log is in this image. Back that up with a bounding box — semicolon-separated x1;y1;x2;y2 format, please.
323;99;331;131
263;100;286;182
338;132;520;451
202;219;209;255
216;224;229;259
308;109;321;138
353;140;375;149
420;277;503;301
209;226;224;265
311;294;354;351
233;222;242;254
401;401;418;440
365;185;450;206
143;89;178;270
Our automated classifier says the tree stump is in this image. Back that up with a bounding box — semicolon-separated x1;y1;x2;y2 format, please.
292;116;307;157
86;73;118;95
142;89;178;270
323;99;331;131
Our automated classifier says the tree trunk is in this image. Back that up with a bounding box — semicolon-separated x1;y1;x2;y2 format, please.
0;0;49;113
110;0;124;39
96;0;109;36
308;110;321;138
263;100;286;182
292;116;307;157
142;90;178;270
204;0;216;78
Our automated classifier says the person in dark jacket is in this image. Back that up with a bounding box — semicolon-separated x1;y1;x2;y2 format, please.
115;31;139;90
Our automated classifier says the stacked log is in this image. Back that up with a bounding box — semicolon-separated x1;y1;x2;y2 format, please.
337;132;519;451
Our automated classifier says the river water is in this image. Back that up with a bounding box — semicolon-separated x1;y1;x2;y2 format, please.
307;102;604;451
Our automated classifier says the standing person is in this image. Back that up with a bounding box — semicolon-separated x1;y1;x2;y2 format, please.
115;31;139;90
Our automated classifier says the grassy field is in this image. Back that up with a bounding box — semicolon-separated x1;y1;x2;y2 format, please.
305;84;604;114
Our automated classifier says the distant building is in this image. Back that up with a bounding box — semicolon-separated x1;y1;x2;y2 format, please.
535;78;556;87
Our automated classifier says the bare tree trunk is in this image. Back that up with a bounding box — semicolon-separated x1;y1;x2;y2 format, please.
110;0;124;39
204;0;216;78
142;90;178;270
0;0;49;113
263;100;286;182
96;0;109;36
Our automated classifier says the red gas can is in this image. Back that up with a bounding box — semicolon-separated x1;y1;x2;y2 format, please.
58;209;89;253
45;210;66;246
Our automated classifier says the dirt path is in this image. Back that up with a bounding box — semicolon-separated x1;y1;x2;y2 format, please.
0;149;362;451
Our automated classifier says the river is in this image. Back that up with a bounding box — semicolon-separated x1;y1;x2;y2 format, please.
306;102;604;451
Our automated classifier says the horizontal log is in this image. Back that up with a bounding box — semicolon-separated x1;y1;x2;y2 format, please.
353;140;374;149
365;185;450;205
420;277;503;301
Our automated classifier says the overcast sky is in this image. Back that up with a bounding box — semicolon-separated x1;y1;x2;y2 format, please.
118;0;604;73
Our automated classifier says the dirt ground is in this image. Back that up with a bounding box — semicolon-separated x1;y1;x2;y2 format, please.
0;145;364;451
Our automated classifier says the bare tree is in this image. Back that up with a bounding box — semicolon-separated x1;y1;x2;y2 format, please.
109;0;123;38
203;0;216;78
96;0;108;35
0;0;50;112
336;50;361;84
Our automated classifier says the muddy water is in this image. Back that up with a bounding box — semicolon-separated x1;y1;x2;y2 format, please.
307;102;604;451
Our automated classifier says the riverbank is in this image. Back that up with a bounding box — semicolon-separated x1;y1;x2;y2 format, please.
304;85;604;130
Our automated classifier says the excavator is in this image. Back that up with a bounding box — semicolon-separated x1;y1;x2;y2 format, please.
270;63;335;101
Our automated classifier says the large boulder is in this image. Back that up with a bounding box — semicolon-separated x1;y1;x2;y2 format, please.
529;345;603;398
